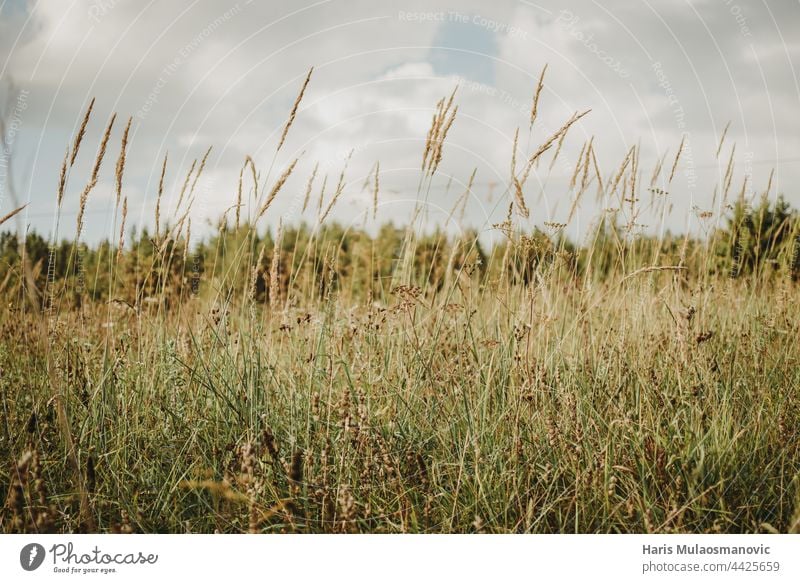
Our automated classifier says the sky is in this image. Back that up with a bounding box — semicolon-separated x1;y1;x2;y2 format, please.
1;0;798;246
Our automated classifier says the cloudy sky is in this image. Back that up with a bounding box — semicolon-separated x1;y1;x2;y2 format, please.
1;0;798;245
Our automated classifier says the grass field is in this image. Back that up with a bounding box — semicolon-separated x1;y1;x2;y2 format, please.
1;73;800;533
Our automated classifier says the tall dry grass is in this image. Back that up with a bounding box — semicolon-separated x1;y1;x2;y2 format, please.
1;68;799;534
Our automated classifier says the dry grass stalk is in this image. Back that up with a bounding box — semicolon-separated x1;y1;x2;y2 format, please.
569;140;588;190
566;139;594;224
319;151;352;223
372;161;380;220
737;175;749;203
529;63;547;129
114;117;132;208
236;166;244;230
715;120;731;159
269;219;283;307
91;113;116;184
76;113;116;237
257;158;298;220
513;177;530;219
277;67;313;152
432;106;457;175
520;109;590;186
722;144;736;202
182;217;191;266
609;147;634;196
511;128;520;177
548;120;570;173
591;146;604;197
629;144;638;203
649;150;667;188
422;87;458;176
668;134;685;185
316;174;328;216
57;148;69;207
421;99;443;171
70;97;95;168
566;149;593;225
188;146;212;201
116;196;127;264
764;168;774;197
511;129;529;218
0;204;27;227
175;159;195;217
621;265;687;282
318;182;343;224
156;153;170;242
302;162;319;214
236;156;257;229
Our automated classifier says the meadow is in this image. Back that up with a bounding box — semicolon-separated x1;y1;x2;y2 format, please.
1;70;799;533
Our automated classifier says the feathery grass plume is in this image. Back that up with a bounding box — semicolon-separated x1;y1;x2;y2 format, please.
156;153;170;241
591;146;604;197
567;141;594;224
236;156;257;229
269;219;283;306
510;128;520;177
736;175;749;205
431;105;457;176
91;113;116;183
649;150;667;187
318;181;343;224
529;63;547;129
175;158;195;215
421;98;444;171
316;173;328;216
444;84;457;112
257;157;299;220
243;156;259;217
764;168;774;197
319;150;352;223
302;162;319;214
513;177;530;219
70;97;95;168
57;147;69;207
188;146;212;200
609;147;633;196
520;109;590;186
569;140;588;190
116;196;127;264
715;120;731;159
277;66;313;152
182;217;191;266
422;87;458;176
0;204;27;227
722;144;736;202
629;144;638;202
372;161;380;220
361;162;376;192
668;134;685;185
510;128;529;218
236;166;244;230
548;119;570;173
163;196;195;246
580;136;594;194
114;117;132;208
76;113;116;237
